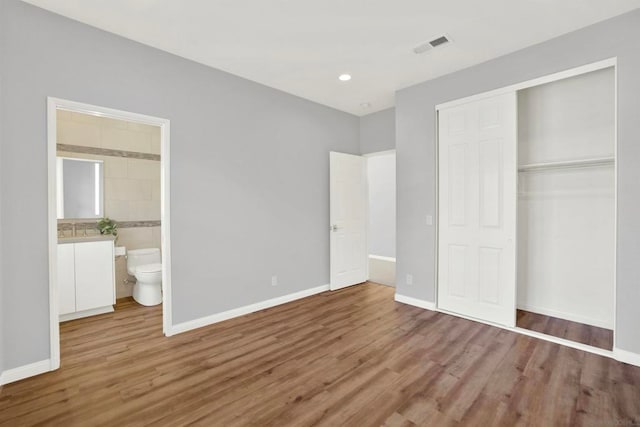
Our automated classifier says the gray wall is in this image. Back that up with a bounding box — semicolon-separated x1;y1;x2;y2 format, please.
0;0;5;375
395;9;640;354
0;0;359;370
359;108;395;154
367;153;396;258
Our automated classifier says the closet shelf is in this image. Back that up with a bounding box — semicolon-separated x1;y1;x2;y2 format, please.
518;156;615;172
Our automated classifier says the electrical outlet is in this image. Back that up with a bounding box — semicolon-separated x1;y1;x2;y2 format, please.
425;215;433;226
271;275;278;286
406;274;413;285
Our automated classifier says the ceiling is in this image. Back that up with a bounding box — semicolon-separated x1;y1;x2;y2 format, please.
21;0;640;116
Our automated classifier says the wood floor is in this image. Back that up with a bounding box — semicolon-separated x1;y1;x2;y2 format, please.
1;283;639;426
517;309;614;351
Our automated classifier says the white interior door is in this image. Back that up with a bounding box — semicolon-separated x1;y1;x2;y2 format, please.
330;152;368;290
437;92;517;327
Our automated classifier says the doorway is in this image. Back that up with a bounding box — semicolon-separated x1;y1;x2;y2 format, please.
365;150;396;287
47;98;172;370
515;66;615;351
329;150;396;291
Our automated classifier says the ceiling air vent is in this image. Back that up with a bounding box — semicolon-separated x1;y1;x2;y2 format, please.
413;34;451;54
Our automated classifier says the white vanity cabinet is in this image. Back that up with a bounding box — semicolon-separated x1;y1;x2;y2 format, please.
58;238;115;321
57;243;77;315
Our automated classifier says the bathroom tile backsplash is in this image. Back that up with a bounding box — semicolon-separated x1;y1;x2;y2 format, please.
57;111;161;298
57;144;161;161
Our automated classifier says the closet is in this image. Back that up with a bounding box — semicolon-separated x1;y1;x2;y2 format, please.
437;61;615;350
516;67;615;349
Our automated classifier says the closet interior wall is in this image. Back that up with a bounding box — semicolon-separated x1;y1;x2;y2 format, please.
516;67;616;331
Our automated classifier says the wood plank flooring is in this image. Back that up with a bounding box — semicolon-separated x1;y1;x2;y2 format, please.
517;309;614;351
1;283;639;426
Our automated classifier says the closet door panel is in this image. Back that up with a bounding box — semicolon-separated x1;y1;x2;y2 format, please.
478;247;501;304
439;100;477;315
479;138;503;227
448;245;468;298
448;144;468;226
438;92;517;327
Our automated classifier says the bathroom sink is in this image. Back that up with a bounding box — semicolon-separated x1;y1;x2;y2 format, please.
58;235;116;244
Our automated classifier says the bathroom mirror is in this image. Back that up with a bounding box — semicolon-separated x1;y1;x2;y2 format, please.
56;157;104;219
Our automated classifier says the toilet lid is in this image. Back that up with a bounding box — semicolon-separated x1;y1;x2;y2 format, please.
136;263;162;273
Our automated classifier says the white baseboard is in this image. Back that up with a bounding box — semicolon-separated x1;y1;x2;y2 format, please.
394;293;436;311
0;359;52;386
59;305;114;322
368;255;396;287
517;303;612;329
169;284;330;335
614;348;640;367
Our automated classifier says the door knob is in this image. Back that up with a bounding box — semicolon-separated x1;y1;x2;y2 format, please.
331;224;339;232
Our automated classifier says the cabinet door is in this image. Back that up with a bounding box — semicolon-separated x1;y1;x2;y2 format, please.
74;241;115;311
57;244;76;315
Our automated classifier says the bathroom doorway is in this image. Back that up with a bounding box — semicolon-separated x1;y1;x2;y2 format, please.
46;98;172;370
365;150;396;287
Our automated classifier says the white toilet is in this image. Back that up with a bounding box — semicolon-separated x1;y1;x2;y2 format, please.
127;248;162;306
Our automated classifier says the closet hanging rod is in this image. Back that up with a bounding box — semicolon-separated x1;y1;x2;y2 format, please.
518;156;615;172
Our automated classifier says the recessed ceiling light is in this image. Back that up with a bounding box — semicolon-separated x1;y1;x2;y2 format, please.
338;74;352;82
360;102;372;109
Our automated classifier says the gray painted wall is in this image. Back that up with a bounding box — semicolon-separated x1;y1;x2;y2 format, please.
0;0;359;370
359;108;395;154
0;0;5;375
367;153;396;258
395;9;640;354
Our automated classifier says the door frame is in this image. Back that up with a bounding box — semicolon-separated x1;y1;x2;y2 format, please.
47;97;172;370
433;57;618;354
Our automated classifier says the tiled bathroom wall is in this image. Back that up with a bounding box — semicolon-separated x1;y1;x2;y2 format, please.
57;110;161;298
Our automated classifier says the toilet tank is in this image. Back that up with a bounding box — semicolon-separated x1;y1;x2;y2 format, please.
127;248;161;275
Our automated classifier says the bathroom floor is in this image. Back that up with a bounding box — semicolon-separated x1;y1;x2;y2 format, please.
1;283;639;426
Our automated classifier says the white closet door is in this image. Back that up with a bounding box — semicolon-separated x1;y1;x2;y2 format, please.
438;92;517;327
